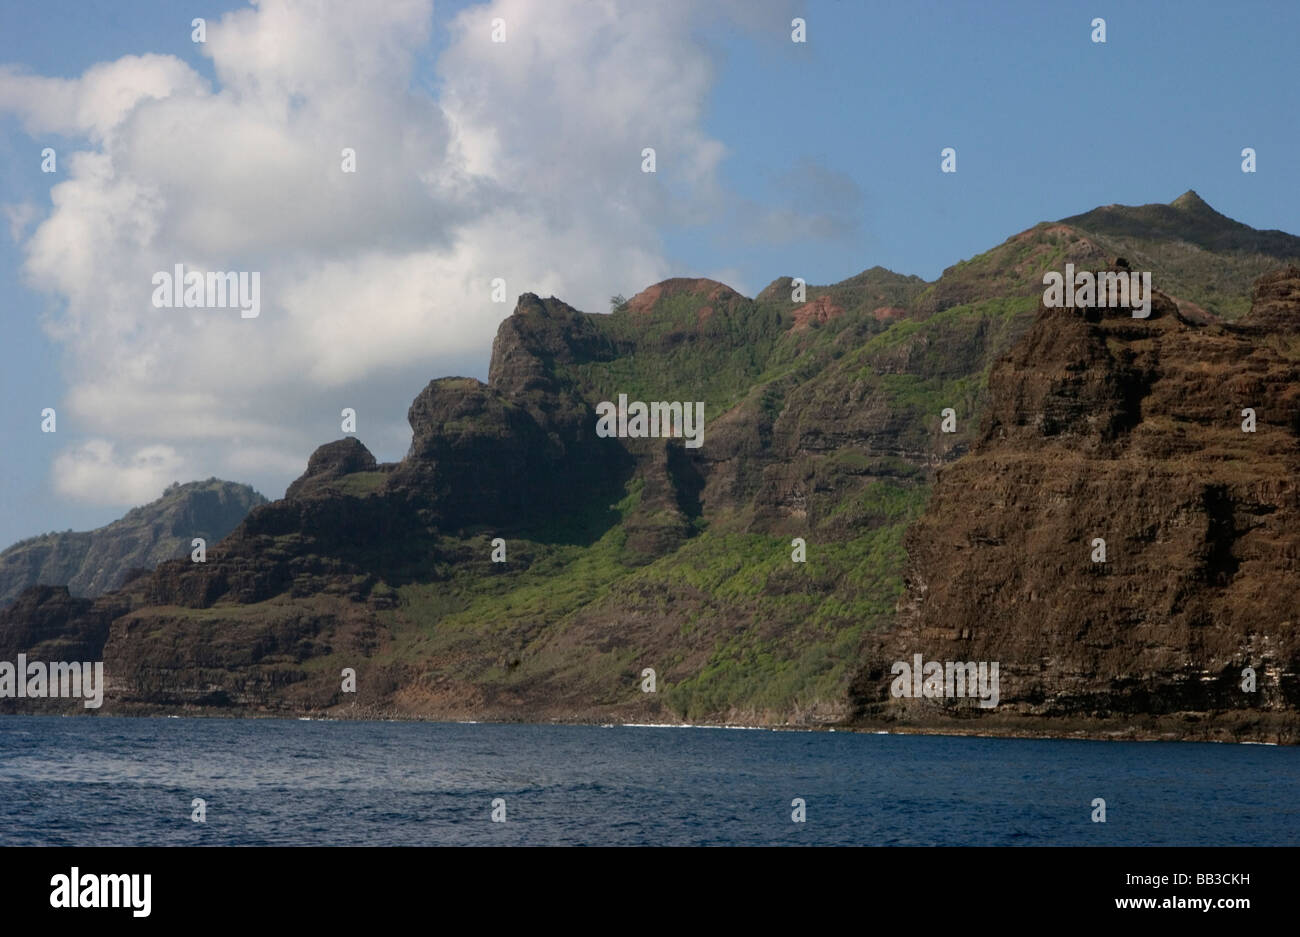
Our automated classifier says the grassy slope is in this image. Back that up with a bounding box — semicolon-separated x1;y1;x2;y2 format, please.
344;285;1034;721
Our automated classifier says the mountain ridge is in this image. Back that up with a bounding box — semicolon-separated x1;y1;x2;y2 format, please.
0;478;266;609
1;194;1297;741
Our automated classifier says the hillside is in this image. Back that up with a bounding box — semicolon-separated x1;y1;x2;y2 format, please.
1;193;1296;741
0;479;266;608
915;190;1300;322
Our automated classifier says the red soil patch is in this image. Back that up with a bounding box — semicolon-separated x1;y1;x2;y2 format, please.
791;294;846;331
625;283;664;316
625;278;735;316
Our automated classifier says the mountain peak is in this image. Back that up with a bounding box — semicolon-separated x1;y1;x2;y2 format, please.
623;278;742;315
1171;189;1212;212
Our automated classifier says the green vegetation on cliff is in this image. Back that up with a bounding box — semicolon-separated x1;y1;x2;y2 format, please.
6;193;1297;734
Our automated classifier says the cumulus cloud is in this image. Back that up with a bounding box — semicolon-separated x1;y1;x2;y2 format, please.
1;0;796;508
3;201;38;242
53;440;189;505
0;55;208;141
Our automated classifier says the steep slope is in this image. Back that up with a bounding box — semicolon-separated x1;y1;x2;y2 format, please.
849;267;1300;743
916;191;1300;322
0;479;266;607
1058;190;1300;320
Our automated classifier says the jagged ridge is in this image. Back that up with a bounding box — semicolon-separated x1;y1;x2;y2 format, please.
1;195;1297;738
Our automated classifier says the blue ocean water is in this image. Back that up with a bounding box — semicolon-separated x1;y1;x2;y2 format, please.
0;717;1295;846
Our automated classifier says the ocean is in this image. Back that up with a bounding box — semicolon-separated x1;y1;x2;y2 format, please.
1;717;1295;846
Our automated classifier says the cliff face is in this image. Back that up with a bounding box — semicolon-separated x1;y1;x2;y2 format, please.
2;195;1298;739
0;585;133;713
848;268;1300;742
0;479;266;607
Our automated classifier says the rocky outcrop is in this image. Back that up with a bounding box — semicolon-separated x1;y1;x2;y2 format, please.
284;438;380;500
386;377;553;528
1242;265;1300;333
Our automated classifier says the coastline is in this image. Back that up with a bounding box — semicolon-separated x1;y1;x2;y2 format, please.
4;703;1295;746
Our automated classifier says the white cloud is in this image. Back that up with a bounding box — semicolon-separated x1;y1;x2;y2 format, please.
0;55;207;141
1;0;794;509
53;440;189;505
3;202;38;242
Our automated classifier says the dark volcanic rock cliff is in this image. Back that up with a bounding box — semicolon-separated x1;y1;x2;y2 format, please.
849;268;1300;742
0;585;133;713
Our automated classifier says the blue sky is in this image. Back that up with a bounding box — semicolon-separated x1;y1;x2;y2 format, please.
0;0;1297;547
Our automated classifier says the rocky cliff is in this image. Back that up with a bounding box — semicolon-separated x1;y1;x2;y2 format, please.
848;267;1300;742
1;194;1298;739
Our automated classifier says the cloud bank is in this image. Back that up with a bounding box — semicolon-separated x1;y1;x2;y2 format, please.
1;0;812;506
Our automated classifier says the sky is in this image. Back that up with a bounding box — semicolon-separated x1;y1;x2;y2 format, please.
0;0;1297;547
